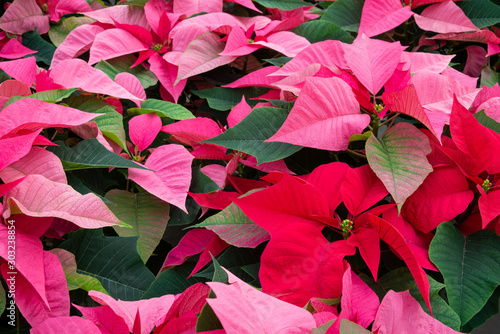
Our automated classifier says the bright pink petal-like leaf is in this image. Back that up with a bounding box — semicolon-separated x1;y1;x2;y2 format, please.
0;0;49;35
402;166;474;233
267;77;370;151
49;0;93;22
368;214;432;313
431;28;500;45
301;162;350;212
207;267;317;333
272;40;347;77
234;173;329;236
401;52;454;74
173;0;222;17
0;177;26;198
478;188;500;227
155;283;210;331
31;316;101;334
73;305;130;334
450;97;500;175
161;117;223;145
114;72;146;107
162;229;221;270
260;223;356;306
239;155;295;175
87;290;176;334
149;53;187;103
51;24;105;68
0;98;99;139
223;66;283;89
0;244;70;327
0;130;41;171
84;5;148;28
226;0;262;13
339;266;380;329
373;290;460;334
383;84;440;139
220;26;261;57
176;32;237;83
0;37;37;59
414;1;478;34
227;97;252;128
128;144;194;211
254;31;310;57
342;34;405;94
0;146;66;184
0;56;37;87
359;0;413;38
347;228;381;280
129;113;162;152
3;174;125;228
50;59;144;101
341;164;388;217
89;29;148;65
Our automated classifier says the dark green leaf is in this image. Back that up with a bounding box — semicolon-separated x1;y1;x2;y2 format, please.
59;229;155;301
293;20;354;44
209;254;229;284
192;87;268;111
203;107;302;164
141;262;206;298
474;110;500;135
253;0;309;10
67;95;128;152
22;30;56;65
47;139;149;170
461;287;500;332
459;0;500;28
128;98;194;120
429;222;500;325
339;319;372;333
95;55;158;89
67;173;113;203
4;89;77;108
263;56;293;67
321;0;363;32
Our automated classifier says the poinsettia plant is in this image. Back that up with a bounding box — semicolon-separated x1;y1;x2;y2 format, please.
1;0;500;332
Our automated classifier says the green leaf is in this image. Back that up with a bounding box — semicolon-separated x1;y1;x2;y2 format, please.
59;229;155;301
203;107;302;164
68;169;120;198
193;247;261;282
263;56;293;67
459;0;500;28
196;300;224;332
339;319;372;334
50;248;108;294
480;67;499;87
106;190;170;263
95;55;158;89
47;139;149;171
312;320;335;334
67;95;128;152
366;122;433;210
461;287;500;332
209;254;229;284
66;173;112;204
4;89;77;108
293;20;354;44
376;267;461;330
48;16;96;47
0;283;5;316
253;0;309;10
192;87;268;111
128;98;195;120
192;202;269;248
141;262;205;298
321;0;363;32
22;30;56;65
429;222;500;325
474;110;500;135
